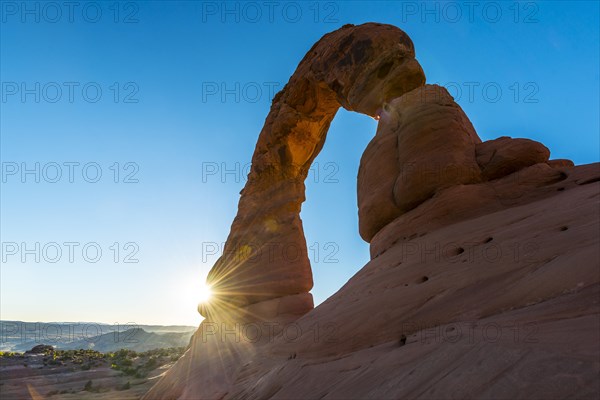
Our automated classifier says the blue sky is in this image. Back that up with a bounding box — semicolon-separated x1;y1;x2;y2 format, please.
1;1;598;326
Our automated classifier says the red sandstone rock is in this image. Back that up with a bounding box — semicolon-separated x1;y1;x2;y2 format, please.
144;23;600;400
476;136;551;181
548;158;576;168
145;162;600;400
358;85;483;241
356;117;403;242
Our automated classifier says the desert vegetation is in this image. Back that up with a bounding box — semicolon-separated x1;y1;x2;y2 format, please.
0;345;186;399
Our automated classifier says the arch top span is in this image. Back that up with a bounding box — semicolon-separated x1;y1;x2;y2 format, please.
202;23;426;318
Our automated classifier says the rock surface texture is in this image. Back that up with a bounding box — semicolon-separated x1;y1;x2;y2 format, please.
144;23;599;399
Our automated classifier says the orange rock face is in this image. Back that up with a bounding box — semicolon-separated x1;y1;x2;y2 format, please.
144;23;599;400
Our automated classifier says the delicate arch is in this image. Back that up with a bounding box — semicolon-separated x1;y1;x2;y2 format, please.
202;23;426;317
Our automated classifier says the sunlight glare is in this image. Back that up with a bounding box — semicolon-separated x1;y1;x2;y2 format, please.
198;281;213;304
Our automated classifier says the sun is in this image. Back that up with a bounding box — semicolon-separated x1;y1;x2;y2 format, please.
198;282;213;304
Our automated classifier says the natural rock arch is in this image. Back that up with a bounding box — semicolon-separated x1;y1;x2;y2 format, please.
144;22;572;400
200;22;552;323
202;23;426;317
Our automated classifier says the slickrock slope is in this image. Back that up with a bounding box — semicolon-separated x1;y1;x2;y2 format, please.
144;23;599;399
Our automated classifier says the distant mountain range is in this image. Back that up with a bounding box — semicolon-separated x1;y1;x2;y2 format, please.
0;320;196;352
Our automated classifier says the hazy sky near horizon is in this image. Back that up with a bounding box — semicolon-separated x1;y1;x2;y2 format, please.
1;1;599;326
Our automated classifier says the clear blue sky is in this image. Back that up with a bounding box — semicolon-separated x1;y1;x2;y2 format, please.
1;1;598;326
